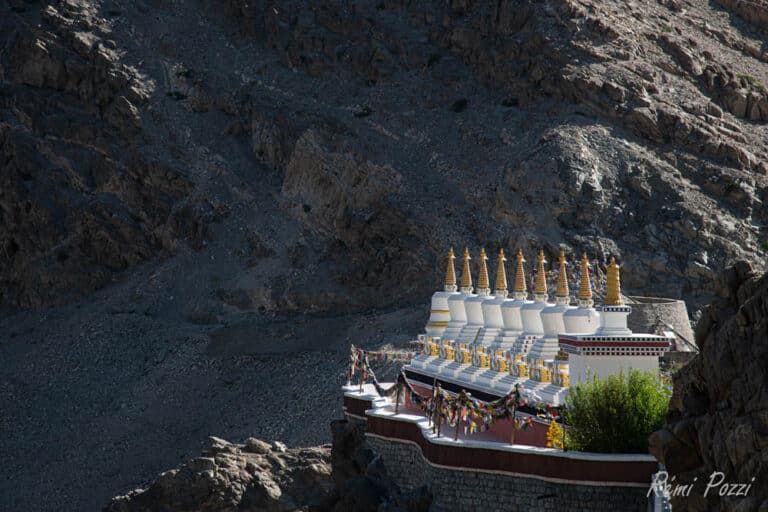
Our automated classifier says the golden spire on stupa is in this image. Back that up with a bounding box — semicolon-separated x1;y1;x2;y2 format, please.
444;247;457;292
494;248;508;296
579;252;593;302
476;248;491;295
460;247;473;293
556;250;569;298
513;249;527;294
603;257;624;306
534;250;548;297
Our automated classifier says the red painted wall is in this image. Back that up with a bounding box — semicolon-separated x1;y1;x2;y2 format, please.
367;414;657;485
344;393;657;485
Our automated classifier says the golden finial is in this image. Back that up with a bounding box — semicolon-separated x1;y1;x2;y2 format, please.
556;250;569;298
535;250;548;296
579;252;593;301
460;247;473;292
494;248;508;295
604;257;624;306
444;247;457;291
513;249;527;293
477;247;490;293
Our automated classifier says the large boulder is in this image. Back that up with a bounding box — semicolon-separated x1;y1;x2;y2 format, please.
105;423;431;512
104;436;336;512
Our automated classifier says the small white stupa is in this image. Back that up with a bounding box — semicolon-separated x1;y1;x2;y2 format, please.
476;249;508;345
459;248;494;345
424;247;460;338
563;253;601;333
516;251;551;354
529;251;576;363
500;250;530;347
443;248;476;342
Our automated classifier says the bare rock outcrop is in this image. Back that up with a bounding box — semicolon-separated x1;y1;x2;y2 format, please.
0;1;211;308
650;263;768;511
105;423;431;512
105;436;336;512
715;0;768;31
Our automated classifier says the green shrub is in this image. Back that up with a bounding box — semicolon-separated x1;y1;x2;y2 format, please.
564;369;671;453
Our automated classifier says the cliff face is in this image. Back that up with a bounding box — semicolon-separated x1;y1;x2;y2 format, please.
0;1;220;308
2;0;768;313
650;262;768;511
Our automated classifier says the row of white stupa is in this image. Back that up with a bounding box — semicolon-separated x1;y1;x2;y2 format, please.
407;247;672;405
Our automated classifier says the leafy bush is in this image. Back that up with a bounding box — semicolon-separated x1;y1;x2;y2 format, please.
564;369;671;453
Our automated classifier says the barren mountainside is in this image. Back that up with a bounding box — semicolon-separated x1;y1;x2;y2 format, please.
1;0;768;510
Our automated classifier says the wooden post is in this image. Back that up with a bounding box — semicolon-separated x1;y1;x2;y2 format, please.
431;378;438;432
452;393;458;441
395;381;402;414
436;385;443;438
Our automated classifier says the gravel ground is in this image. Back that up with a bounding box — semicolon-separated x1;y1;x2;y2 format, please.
0;253;422;511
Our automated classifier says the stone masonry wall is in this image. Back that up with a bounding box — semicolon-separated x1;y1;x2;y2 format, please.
627;296;695;348
367;435;650;512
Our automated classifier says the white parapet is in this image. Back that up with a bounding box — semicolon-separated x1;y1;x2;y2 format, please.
568;354;662;386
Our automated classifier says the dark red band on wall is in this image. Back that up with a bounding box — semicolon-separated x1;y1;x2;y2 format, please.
366;414;657;485
344;395;374;418
558;339;670;348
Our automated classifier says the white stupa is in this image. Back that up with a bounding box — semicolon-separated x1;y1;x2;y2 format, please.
559;258;672;385
499;250;531;348
424;247;460;338
529;251;576;362
515;250;551;356
563;253;600;334
477;249;512;350
442;248;476;342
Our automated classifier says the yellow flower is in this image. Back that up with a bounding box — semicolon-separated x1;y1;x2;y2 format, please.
546;421;565;449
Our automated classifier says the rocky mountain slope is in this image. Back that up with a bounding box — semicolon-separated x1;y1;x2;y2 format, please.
651;261;768;511
2;0;768;510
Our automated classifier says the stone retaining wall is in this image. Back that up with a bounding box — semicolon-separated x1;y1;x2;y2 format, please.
627;296;694;349
367;435;651;512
